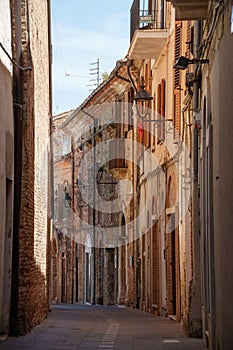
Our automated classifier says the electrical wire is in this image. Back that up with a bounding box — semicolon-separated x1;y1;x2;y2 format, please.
52;15;89;112
53;14;66;73
0;42;32;71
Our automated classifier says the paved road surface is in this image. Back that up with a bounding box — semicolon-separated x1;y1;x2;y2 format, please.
0;304;206;350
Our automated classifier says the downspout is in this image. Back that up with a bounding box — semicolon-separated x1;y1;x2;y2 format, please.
81;107;96;305
188;20;202;338
193;20;201;176
127;59;145;174
71;140;75;303
126;60;142;308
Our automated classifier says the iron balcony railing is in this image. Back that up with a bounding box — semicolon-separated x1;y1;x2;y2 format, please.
130;0;166;41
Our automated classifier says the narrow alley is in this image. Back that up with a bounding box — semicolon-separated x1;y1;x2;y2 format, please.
0;305;205;350
1;1;233;349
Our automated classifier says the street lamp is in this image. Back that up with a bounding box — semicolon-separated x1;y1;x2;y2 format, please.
133;78;153;119
63;180;72;207
81;107;97;305
125;60;153;119
174;56;209;70
64;192;72;207
127;65;173;126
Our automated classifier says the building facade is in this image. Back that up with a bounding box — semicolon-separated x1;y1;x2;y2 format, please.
0;0;52;336
0;0;15;336
52;62;137;306
127;0;202;336
170;1;233;348
51;1;233;349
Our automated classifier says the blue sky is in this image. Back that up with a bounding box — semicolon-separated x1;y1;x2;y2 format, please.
51;0;133;115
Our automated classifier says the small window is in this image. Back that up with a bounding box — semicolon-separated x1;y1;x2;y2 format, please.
62;135;71;155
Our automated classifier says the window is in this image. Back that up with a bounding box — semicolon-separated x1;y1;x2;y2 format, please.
62;135;71;155
157;79;166;142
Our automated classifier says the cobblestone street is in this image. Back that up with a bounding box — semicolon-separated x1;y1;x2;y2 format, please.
0;305;205;350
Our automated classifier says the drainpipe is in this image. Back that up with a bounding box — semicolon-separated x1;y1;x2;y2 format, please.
81;108;96;305
188;20;202;338
193;20;201;176
126;59;142;308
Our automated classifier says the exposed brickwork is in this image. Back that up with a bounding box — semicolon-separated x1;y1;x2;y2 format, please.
10;0;51;335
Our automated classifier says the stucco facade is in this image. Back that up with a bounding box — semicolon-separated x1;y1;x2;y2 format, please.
0;0;14;335
198;2;233;348
170;0;233;348
127;2;201;336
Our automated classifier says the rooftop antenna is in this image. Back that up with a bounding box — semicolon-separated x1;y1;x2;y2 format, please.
87;58;100;91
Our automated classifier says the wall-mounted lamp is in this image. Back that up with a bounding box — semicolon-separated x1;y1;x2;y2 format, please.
133;78;153;119
174;56;209;70
64;191;72;207
63;180;72;207
126;61;153;119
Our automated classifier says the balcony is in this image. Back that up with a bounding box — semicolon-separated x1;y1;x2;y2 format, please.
169;0;208;20
129;0;168;60
128;29;168;60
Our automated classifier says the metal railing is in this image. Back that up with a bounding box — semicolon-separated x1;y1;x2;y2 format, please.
130;0;166;41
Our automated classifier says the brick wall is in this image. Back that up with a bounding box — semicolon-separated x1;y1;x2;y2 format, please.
10;0;51;335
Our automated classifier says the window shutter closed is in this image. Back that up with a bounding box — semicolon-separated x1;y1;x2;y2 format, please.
144;63;151;148
173;22;182;140
157;83;161;143
161;79;166;141
152;93;156;148
109;138;125;169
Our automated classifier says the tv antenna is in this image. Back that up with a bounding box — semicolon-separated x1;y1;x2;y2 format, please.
87;58;100;91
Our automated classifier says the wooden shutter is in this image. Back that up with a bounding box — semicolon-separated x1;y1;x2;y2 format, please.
116;101;122;138
138;120;143;158
186;20;191;58
157;83;161;143
157;80;166;142
144;63;151;148
109;138;125;169
151;93;156;149
173;90;181;140
173;22;182;140
128;88;134;127
161;79;166;141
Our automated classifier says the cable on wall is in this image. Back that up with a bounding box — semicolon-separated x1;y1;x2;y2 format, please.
0;42;32;71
